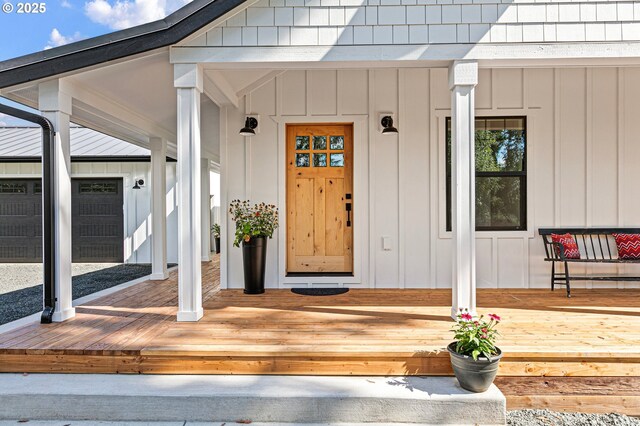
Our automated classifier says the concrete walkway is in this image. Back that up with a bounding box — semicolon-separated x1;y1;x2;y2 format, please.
0;422;472;426
0;374;506;425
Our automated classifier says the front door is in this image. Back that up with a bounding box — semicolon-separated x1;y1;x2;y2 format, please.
286;124;353;274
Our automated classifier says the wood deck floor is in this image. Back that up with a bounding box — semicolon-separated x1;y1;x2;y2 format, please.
0;256;638;413
0;256;639;375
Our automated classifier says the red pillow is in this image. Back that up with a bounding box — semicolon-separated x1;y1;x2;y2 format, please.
551;233;580;259
612;233;640;259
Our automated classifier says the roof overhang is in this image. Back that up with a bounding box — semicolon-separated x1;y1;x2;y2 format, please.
0;0;247;89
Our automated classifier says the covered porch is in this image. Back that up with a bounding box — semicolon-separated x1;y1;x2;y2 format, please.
4;36;640;324
0;257;638;414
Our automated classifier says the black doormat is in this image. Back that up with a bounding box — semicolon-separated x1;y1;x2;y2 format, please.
291;288;349;296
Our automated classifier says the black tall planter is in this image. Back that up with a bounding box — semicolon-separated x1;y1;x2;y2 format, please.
242;236;267;294
214;237;221;254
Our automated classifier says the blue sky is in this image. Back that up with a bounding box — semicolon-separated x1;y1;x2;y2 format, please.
0;0;189;125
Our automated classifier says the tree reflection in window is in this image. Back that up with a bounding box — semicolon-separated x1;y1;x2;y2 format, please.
296;153;310;167
446;117;526;231
330;153;344;167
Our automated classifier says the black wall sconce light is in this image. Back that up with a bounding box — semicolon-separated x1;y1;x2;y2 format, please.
239;116;258;137
132;178;145;189
380;115;399;135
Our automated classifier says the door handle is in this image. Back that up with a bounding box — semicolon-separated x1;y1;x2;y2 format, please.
346;202;352;227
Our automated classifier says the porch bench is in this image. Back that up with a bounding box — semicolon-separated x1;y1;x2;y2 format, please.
538;228;640;297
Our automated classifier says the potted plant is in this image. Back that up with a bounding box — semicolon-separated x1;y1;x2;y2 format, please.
229;200;279;294
447;310;503;392
211;223;221;254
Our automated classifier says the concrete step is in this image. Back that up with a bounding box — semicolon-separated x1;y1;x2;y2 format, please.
0;374;506;425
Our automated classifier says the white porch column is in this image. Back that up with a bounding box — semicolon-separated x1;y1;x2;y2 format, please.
201;157;211;261
449;61;478;318
150;137;168;280
175;64;204;322
38;80;75;322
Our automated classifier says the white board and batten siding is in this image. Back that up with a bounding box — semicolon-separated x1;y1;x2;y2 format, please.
0;161;180;264
219;66;640;289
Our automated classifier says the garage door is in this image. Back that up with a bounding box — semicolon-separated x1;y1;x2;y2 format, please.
0;178;124;263
71;179;124;263
0;179;42;262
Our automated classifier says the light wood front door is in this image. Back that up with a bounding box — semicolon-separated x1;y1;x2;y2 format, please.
286;124;353;274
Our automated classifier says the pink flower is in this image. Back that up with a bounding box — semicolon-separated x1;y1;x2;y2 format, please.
481;334;487;339
481;328;487;333
460;313;473;321
488;313;501;322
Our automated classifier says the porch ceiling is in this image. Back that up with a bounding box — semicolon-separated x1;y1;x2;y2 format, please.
0;52;277;158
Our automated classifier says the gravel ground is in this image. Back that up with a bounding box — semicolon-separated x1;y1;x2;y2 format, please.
0;263;175;326
508;409;640;425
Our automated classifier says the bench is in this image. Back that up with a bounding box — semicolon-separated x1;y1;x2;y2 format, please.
539;228;640;297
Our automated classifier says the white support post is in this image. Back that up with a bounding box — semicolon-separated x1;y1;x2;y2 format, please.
38;80;75;322
201;157;212;261
175;64;204;322
449;61;478;319
150;137;168;280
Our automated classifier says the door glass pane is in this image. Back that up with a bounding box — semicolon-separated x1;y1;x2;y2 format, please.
313;136;327;150
296;153;310;167
476;176;521;229
313;153;327;167
330;153;344;167
296;136;309;150
330;136;344;150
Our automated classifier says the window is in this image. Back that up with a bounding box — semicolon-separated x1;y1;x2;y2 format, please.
295;134;345;168
446;117;527;231
0;183;27;194
79;183;118;194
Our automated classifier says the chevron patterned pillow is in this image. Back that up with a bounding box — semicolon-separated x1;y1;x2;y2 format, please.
551;233;581;259
612;233;640;259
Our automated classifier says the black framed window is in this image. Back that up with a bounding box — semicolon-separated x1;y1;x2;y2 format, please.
446;117;527;231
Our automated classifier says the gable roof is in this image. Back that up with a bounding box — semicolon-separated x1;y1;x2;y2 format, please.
0;0;246;90
0;126;149;158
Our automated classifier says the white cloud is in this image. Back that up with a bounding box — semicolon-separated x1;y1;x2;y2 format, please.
61;0;73;8
45;28;84;49
84;0;190;30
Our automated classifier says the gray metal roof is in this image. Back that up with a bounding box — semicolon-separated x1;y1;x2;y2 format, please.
0;126;149;158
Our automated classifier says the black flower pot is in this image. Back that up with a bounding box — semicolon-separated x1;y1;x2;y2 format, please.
242;236;267;294
447;342;502;392
214;237;221;254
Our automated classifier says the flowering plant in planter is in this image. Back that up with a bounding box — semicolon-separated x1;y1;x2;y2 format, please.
447;310;503;392
451;310;501;360
229;200;279;247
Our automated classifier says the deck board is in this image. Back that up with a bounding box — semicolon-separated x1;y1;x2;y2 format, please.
0;255;638;378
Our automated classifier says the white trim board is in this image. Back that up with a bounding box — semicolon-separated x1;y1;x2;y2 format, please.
171;43;640;68
433;108;538;240
272;114;368;287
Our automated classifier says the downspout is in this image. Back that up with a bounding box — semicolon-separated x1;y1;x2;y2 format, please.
0;103;56;323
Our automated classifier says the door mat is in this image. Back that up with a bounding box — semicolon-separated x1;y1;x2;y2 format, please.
291;288;349;296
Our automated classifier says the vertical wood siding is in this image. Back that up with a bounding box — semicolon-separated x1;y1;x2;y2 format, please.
221;66;640;289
